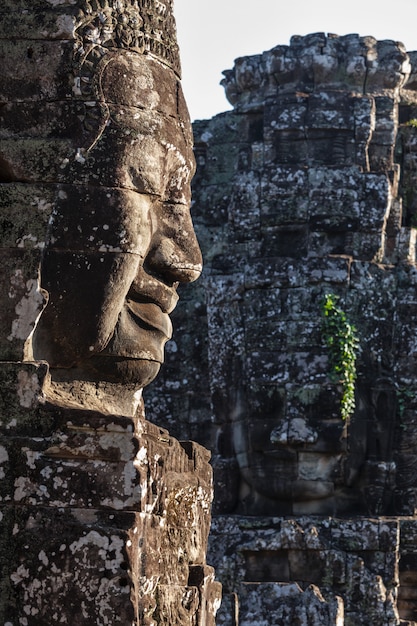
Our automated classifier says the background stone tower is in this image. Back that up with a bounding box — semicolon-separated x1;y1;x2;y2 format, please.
146;33;417;624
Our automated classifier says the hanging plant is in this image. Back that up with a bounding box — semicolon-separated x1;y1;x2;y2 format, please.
321;293;359;420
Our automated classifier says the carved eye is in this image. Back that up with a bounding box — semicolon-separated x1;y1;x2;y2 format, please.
164;164;190;200
162;167;192;205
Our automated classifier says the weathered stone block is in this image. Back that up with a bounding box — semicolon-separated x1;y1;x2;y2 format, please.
0;505;136;625
0;183;52;248
237;581;343;625
0;101;85;140
228;172;261;241
0;249;44;360
264;96;308;131
305;92;357;130
260;224;309;257
0;10;76;40
0;138;75;183
0;40;73;102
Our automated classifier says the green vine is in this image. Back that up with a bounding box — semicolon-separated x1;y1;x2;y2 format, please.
405;118;417;129
321;293;359;420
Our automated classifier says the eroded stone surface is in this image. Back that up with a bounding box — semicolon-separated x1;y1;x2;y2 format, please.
0;363;221;624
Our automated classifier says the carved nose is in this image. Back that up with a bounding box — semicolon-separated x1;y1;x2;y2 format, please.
145;236;202;283
270;417;319;446
145;205;203;284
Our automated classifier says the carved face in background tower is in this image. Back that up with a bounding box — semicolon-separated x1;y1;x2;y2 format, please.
230;382;350;514
32;53;202;390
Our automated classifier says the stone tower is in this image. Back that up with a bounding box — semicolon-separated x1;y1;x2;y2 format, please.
146;33;417;624
0;1;220;623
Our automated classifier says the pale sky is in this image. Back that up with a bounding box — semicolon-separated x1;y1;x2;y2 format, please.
174;0;417;121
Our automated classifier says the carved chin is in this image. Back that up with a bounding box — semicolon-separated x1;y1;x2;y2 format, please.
246;474;336;503
34;304;170;387
241;453;344;503
50;356;162;388
102;305;171;364
86;356;162;387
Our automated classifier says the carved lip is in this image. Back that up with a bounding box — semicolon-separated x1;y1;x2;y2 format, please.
126;299;173;338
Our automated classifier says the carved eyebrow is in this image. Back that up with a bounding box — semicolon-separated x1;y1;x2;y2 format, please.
107;103;185;127
163;152;193;185
160;139;188;163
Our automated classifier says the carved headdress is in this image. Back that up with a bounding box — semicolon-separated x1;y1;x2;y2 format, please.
74;0;181;78
71;0;183;150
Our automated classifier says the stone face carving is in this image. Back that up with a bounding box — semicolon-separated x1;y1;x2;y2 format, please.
1;0;202;414
210;35;416;519
144;33;417;624
32;49;202;411
0;2;219;624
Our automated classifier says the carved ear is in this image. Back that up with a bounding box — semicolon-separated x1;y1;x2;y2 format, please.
71;46;110;152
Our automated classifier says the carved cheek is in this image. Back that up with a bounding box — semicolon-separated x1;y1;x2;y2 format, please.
33;250;142;366
120;135;165;195
33;189;156;365
44;187;154;258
